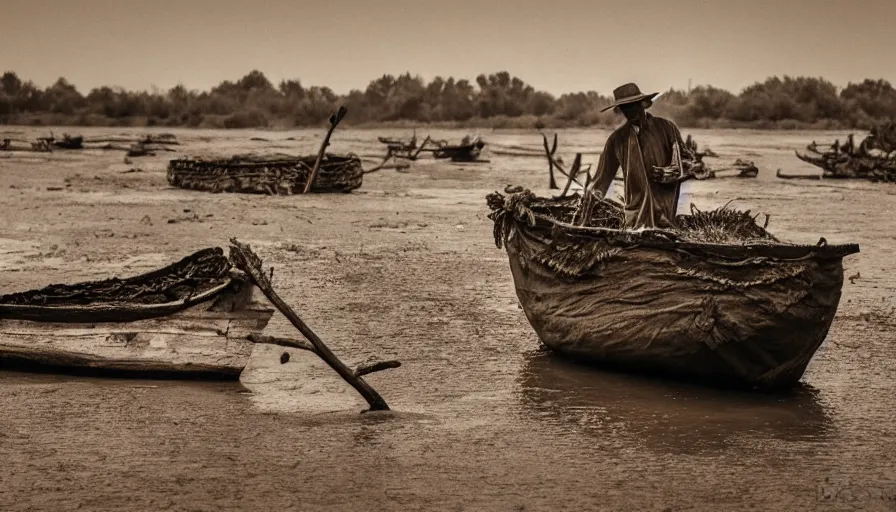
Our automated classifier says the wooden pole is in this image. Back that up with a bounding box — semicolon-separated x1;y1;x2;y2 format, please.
543;134;559;189
229;239;395;411
302;106;348;194
559;153;583;198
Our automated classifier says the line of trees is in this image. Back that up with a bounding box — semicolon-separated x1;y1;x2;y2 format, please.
1;70;894;130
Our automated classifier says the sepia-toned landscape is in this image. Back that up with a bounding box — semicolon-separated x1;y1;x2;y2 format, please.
3;0;896;509
1;126;894;510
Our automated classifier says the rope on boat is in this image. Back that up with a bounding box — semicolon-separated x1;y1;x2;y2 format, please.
485;188;831;280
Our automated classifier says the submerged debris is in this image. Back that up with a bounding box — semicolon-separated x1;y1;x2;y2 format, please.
789;122;896;182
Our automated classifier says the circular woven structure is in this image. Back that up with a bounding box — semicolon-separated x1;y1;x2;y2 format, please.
167;153;364;194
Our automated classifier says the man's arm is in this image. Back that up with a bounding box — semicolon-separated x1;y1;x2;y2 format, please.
590;134;619;198
652;119;696;184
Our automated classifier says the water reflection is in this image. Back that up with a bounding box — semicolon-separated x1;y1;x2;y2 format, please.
517;350;833;456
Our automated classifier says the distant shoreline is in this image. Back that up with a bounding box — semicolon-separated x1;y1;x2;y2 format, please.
0;116;868;133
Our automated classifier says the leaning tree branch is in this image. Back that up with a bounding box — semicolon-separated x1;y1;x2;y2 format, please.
303;106;348;194
229;238;394;411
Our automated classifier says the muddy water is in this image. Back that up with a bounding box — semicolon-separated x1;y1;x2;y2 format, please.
0;127;894;511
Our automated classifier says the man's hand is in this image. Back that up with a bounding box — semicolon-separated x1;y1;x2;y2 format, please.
650;164;690;184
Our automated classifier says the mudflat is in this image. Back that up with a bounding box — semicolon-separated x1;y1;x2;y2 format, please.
1;127;893;511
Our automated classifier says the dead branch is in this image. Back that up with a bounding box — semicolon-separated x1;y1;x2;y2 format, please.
409;136;433;160
229;238;394;411
355;360;402;377
303;106;348;194
543;133;559;189
776;169;822;180
247;333;315;352
542;134;587;190
559;153;583;198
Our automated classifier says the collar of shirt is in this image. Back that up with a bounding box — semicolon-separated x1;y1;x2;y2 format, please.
629;113;653;135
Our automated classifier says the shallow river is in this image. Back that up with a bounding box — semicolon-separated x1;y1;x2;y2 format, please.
0;126;894;511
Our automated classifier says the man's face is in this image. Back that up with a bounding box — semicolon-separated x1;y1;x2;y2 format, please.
619;102;644;121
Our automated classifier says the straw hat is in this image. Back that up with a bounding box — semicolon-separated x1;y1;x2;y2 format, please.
600;83;659;112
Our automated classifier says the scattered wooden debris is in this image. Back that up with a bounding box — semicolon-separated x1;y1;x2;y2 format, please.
541;134;590;193
791;123;896;182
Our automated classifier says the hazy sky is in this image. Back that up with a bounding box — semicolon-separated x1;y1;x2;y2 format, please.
3;0;894;96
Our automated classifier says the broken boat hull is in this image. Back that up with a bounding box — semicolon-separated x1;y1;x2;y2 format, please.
0;249;275;379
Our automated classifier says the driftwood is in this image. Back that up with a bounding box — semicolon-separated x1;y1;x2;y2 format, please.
543;133;559;189
363;158;411;174
364;134;433;173
83;134;180;146
541;134;594;193
378;131;418;153
229;239;399;411
303;106;348;193
792;125;896;182
776;169;822;181
1;138;51;152
37;133;83;150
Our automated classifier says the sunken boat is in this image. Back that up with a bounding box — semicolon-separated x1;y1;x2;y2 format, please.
487;189;859;391
0;248;275;379
167;153;364;194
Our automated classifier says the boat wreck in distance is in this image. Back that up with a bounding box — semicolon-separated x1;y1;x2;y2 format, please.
486;188;859;391
0;248;275;379
787;122;896;181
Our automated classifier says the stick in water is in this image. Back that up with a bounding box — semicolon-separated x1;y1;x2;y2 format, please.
229;239;397;411
302;106;348;194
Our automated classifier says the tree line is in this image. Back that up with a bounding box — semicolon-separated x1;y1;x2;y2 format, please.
1;70;894;130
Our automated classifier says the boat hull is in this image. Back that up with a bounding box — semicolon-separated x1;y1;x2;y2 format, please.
504;230;848;391
0;277;274;379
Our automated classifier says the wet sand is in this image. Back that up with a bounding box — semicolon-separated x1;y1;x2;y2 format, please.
1;127;894;511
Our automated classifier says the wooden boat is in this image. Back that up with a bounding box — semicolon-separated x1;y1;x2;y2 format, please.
433;136;486;162
167;153;364;194
36;134;84;150
0;248;275;379
486;189;860;391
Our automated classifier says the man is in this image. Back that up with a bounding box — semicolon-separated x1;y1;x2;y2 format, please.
589;83;693;230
